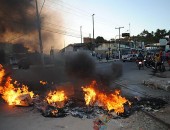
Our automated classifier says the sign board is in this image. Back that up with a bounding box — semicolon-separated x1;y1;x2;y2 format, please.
122;33;130;37
159;39;167;46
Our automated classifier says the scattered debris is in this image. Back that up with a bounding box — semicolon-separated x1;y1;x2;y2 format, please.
16;94;33;106
143;79;170;91
32;96;168;120
93;114;111;130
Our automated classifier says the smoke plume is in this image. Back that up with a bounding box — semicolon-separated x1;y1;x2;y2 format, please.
0;0;63;53
0;0;36;34
65;52;96;79
65;52;122;87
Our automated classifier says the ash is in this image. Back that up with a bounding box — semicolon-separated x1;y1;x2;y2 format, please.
33;97;167;119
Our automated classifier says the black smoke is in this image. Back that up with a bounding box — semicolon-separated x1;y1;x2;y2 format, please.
0;0;37;34
65;52;122;88
65;52;96;79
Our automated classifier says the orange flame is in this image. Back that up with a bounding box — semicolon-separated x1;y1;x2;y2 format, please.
0;64;5;84
82;81;97;106
0;64;5;94
46;90;67;108
97;90;129;114
0;64;34;106
82;81;130;114
40;80;48;85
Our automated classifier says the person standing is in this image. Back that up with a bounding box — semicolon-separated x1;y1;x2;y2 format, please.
166;50;170;71
154;53;161;72
106;53;109;62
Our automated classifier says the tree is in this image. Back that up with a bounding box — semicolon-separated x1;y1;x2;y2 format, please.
85;42;93;50
95;36;105;43
134;29;170;44
154;29;167;42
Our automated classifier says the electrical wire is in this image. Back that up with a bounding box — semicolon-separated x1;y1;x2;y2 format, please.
39;0;46;15
44;0;119;27
41;27;81;38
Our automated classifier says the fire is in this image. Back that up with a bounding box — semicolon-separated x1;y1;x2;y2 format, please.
40;80;47;85
97;90;129;114
46;90;67;108
82;81;130;114
0;64;34;106
0;64;5;84
82;81;97;106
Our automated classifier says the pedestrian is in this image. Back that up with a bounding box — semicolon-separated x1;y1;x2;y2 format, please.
166;50;170;71
106;53;109;62
154;53;161;71
159;49;163;62
162;50;166;63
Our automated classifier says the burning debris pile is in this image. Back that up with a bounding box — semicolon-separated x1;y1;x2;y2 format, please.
0;64;168;119
32;80;131;118
0;64;34;106
81;80;131;114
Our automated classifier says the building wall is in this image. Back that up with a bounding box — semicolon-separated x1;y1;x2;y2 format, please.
95;43;117;51
65;45;74;52
83;37;92;43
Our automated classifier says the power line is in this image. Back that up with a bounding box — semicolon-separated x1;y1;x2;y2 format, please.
46;0;91;17
41;27;81;38
39;0;46;15
0;18;85;38
41;25;81;37
44;0;119;27
39;0;118;28
7;34;26;43
42;23;81;35
43;21;89;36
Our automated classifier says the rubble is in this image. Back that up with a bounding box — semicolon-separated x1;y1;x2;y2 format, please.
32;96;167;120
143;79;170;91
16;94;33;106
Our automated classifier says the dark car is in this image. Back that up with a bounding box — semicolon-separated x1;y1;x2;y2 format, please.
18;58;30;69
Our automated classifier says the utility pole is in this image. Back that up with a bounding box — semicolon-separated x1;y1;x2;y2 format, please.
115;26;124;59
92;14;95;44
80;26;82;44
35;0;44;65
129;23;131;34
64;40;65;53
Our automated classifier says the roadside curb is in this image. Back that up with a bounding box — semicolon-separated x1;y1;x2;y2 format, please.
97;59;120;63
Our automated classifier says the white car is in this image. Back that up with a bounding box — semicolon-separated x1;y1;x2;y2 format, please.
122;54;138;62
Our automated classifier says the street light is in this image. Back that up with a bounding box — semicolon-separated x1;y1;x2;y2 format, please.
80;26;82;43
92;14;95;45
115;27;124;59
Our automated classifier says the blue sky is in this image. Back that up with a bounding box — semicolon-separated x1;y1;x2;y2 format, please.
40;0;170;48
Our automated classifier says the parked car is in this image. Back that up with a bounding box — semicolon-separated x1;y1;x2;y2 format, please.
122;54;138;62
18;58;30;69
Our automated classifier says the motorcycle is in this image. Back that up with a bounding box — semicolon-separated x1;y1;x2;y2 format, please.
137;59;144;70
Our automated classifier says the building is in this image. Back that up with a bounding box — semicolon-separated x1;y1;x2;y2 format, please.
94;43;117;53
60;43;89;54
83;37;93;43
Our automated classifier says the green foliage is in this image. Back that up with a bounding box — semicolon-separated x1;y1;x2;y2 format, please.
95;36;105;43
133;29;170;44
85;42;93;50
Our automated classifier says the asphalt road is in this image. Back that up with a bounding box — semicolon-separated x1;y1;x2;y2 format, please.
0;60;170;130
10;58;170;100
97;60;170;101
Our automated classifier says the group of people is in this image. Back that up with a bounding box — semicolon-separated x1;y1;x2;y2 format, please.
137;49;170;71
